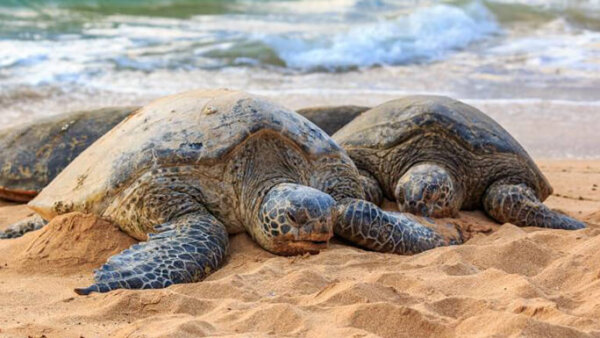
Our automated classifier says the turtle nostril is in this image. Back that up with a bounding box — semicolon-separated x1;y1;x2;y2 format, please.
320;223;332;234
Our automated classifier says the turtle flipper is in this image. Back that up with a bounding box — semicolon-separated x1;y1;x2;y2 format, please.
483;182;585;230
74;211;229;295
0;215;47;239
335;198;461;254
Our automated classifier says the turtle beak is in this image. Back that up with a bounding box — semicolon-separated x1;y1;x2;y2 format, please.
273;213;334;255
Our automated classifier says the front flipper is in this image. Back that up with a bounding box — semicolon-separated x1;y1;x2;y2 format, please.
483;182;585;230
74;211;229;295
0;215;47;239
335;199;461;254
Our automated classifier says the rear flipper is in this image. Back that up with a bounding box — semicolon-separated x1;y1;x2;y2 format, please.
335;198;461;254
0;215;47;239
74;210;229;295
483;182;585;230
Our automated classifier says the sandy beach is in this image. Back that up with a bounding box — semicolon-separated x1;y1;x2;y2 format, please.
1;159;598;337
1;1;600;337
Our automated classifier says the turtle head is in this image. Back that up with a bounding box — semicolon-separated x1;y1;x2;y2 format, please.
255;183;335;255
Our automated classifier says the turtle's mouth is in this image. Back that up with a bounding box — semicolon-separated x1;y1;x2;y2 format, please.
273;233;332;255
289;239;329;252
293;230;332;249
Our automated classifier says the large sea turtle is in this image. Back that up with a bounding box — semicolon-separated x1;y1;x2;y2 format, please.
332;95;585;230
0;107;138;202
10;89;457;295
0;104;359;238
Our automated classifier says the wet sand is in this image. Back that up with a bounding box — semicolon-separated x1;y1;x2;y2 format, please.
0;159;599;337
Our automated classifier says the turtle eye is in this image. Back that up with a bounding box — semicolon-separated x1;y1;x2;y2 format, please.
286;211;297;223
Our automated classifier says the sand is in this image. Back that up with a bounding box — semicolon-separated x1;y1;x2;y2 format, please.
0;159;599;337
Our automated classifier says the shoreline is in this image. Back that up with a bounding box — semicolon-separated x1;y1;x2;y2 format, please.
2;94;600;159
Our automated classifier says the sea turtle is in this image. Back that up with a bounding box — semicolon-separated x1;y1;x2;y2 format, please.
0;106;138;202
332;95;585;230
10;89;457;295
297;105;369;135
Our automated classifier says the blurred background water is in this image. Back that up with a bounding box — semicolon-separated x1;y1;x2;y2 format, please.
1;0;599;157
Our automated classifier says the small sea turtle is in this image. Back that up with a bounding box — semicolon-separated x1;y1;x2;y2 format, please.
10;89;456;295
333;95;585;230
0;107;138;202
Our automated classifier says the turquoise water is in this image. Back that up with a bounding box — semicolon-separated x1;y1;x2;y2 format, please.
0;1;500;72
2;0;599;74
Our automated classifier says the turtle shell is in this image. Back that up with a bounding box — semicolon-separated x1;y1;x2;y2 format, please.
30;89;342;220
333;95;552;201
0;107;138;202
335;95;528;154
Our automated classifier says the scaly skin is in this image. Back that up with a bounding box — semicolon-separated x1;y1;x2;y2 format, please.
358;169;383;206
256;183;335;256
395;163;464;218
335;198;453;254
75;210;229;295
312;155;459;254
0;215;47;239
483;182;585;230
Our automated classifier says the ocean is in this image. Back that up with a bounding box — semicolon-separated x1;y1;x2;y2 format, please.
0;0;599;157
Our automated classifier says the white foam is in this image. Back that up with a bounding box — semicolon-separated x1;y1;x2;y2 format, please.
488;24;600;72
0;37;134;86
258;3;499;70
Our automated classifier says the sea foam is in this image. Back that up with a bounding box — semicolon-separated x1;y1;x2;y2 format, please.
257;2;499;70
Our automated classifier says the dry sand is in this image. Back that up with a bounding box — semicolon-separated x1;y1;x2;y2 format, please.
0;159;599;338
